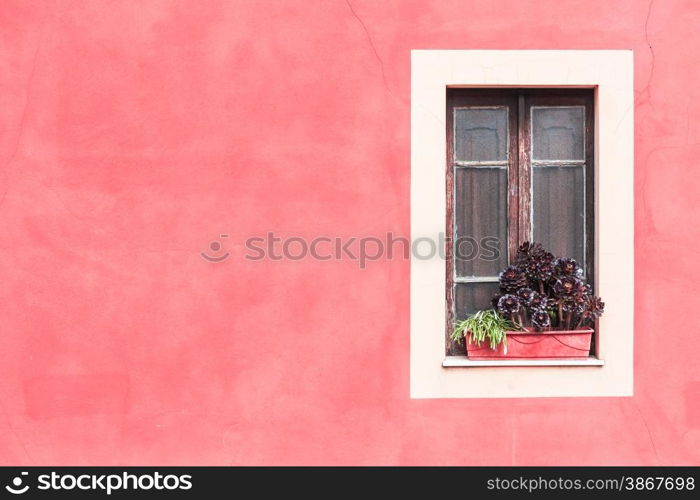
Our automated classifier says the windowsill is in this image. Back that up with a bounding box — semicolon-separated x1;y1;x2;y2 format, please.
442;356;604;367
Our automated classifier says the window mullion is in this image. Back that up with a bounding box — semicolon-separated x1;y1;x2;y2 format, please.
517;93;532;247
506;98;520;262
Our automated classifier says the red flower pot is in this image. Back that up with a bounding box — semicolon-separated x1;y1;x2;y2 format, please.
466;328;594;359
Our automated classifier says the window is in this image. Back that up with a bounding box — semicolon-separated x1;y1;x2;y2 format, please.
410;50;633;398
446;89;595;356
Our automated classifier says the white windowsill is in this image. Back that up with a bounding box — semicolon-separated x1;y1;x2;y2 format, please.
442;356;605;367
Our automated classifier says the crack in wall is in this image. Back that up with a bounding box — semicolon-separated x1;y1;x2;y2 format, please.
632;398;661;464
0;400;33;463
639;0;656;106
343;1;446;127
344;0;389;91
0;7;49;212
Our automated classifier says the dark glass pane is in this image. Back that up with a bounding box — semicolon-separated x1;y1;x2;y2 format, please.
532;165;585;264
454;167;508;277
532;107;584;161
454;282;501;321
454;108;508;162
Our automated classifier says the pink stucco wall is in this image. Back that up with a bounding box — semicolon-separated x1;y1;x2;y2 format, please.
1;0;699;465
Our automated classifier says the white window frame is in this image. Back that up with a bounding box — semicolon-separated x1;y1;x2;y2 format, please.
410;50;634;398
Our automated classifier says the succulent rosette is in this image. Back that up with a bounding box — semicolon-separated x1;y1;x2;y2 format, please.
497;294;520;316
516;242;555;287
581;296;605;322
531;310;551;329
571;281;590;307
529;253;555;282
516;287;535;304
562;300;585;313
499;265;528;293
553;276;581;298
516;241;545;262
527;291;550;311
554;257;583;278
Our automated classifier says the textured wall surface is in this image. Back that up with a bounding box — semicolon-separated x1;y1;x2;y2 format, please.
0;0;699;465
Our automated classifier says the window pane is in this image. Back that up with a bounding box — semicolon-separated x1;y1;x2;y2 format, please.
454;167;508;277
454;108;507;162
532;165;585;264
454;282;501;320
532;107;584;161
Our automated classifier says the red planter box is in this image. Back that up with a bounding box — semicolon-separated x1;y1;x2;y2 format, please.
466;328;594;359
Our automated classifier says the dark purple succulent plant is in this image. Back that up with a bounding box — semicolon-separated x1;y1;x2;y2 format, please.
576;295;605;328
553;276;581;297
497;294;520;315
527;291;550;311
516;241;545;261
516;242;555;292
531;255;555;282
531;310;551;330
497;293;523;327
554;257;583;278
516;287;535;304
486;242;605;331
499;265;528;293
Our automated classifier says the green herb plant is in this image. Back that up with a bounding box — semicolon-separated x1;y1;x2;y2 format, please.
450;309;519;351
